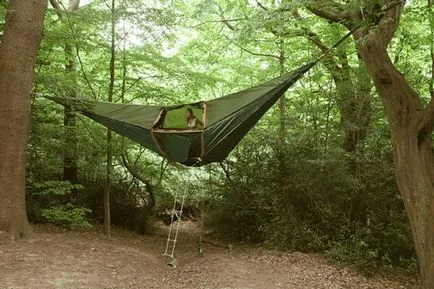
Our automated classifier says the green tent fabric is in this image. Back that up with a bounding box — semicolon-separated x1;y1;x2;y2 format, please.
46;61;315;166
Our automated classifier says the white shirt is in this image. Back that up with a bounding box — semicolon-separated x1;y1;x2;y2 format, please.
187;117;198;129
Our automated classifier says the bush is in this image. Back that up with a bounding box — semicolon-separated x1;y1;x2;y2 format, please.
27;180;93;229
41;204;92;230
327;232;418;275
206;131;417;273
207;186;271;242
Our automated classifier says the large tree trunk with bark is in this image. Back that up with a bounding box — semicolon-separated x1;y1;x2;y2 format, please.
357;37;434;288
0;0;47;239
307;1;434;287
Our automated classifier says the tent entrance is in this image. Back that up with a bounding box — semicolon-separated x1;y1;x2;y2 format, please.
152;102;207;131
151;102;207;163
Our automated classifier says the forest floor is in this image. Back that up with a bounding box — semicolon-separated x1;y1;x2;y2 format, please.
0;222;419;289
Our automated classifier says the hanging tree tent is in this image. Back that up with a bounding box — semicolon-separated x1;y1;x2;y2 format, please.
46;62;315;166
41;1;399;167
44;11;371;166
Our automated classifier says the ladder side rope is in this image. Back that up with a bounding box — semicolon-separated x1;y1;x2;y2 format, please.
163;181;188;259
163;190;178;257
170;192;186;258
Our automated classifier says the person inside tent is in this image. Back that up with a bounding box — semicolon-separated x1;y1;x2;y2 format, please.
186;108;203;129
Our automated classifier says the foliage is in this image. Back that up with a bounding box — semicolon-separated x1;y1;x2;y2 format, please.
207;122;418;273
27;181;92;230
41;204;92;230
21;0;432;276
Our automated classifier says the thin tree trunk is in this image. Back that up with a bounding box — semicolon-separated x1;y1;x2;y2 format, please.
0;0;47;239
290;13;373;171
296;19;372;224
104;130;112;238
63;1;79;185
121;154;156;209
120;32;127;104
63;41;78;184
277;37;288;187
337;55;372;169
104;0;116;237
278;38;286;141
429;0;434;99
319;47;372;170
49;0;80;185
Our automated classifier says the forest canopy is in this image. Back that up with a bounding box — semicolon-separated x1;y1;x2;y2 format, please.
0;0;433;286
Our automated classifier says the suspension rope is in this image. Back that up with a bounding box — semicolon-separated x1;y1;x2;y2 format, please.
313;0;405;63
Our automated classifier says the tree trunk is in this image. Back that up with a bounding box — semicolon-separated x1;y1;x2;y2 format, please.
357;39;434;288
48;0;80;184
327;52;372;223
394;131;434;288
278;37;286;141
104;0;116;237
338;58;372;167
0;0;47;239
277;37;288;188
321;48;372;171
292;16;373;172
306;2;434;286
63;41;78;184
62;1;80;185
104;129;112;238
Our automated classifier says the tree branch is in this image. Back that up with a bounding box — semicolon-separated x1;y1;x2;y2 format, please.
289;9;334;56
307;1;404;48
372;1;404;47
50;0;80;13
255;0;268;11
191;18;246;29
220;33;279;59
214;0;282;59
282;29;330;52
121;154;155;208
68;0;80;11
157;159;169;187
237;45;279;59
219;161;231;181
305;0;354;28
49;0;63;17
214;2;238;31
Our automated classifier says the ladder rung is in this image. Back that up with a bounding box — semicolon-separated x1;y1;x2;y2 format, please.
168;209;183;214
173;211;183;217
166;239;177;242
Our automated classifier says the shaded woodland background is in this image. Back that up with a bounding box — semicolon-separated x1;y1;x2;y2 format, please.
2;0;433;276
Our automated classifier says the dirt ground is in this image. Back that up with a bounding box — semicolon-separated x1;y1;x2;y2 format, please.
0;222;419;289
